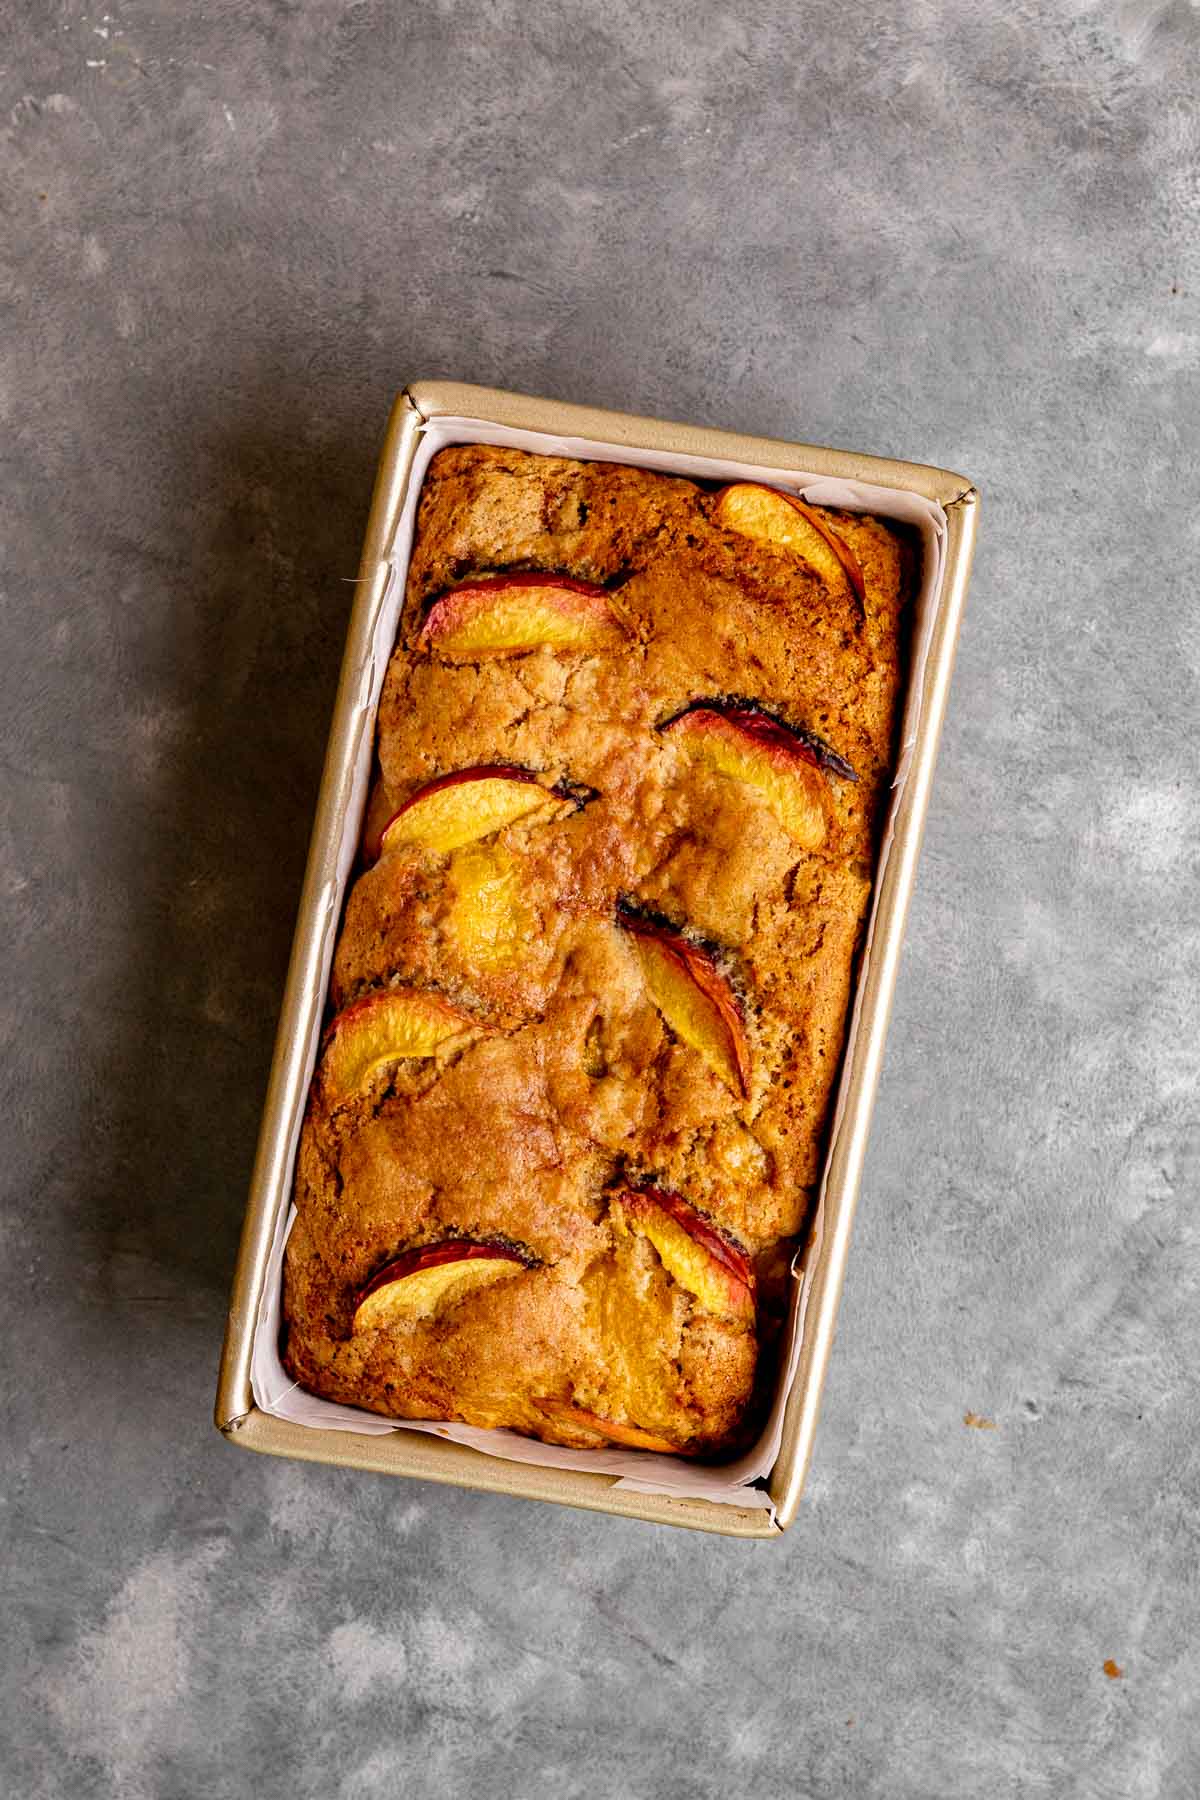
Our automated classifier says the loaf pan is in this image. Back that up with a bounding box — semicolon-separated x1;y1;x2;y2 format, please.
215;381;979;1538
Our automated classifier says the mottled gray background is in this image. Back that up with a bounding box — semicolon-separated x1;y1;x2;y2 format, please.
3;1;1198;1795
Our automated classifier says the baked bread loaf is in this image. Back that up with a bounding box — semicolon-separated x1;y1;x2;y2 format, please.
281;444;911;1456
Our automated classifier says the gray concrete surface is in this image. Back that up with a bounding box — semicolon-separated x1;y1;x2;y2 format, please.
3;2;1199;1795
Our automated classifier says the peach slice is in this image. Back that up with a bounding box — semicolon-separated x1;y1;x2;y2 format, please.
379;765;577;858
714;482;866;601
618;907;751;1097
611;1185;754;1322
319;989;482;1102
662;703;854;850
445;841;526;968
418;574;624;658
354;1241;527;1330
532;1397;685;1454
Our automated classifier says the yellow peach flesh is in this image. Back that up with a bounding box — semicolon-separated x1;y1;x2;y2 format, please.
422;581;621;657
445;842;527;968
321;991;479;1100
382;774;565;856
612;1194;754;1321
673;713;828;849
354;1255;523;1329
715;483;864;599
532;1398;684;1454
632;933;749;1095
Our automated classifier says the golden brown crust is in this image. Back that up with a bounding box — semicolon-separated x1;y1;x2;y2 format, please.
282;444;909;1455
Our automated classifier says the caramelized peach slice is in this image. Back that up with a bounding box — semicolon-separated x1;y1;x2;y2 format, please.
445;841;527;968
611;1185;754;1322
380;765;576;857
714;482;866;601
419;574;624;658
532;1397;685;1454
354;1241;527;1330
319;989;482;1102
662;703;854;850
618;907;751;1097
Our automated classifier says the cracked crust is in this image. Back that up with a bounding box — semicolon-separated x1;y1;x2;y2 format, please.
282;444;911;1455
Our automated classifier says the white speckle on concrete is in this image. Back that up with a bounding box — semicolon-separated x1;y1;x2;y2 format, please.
326;1620;409;1704
1095;781;1192;876
1145;330;1199;361
39;1542;228;1800
338;1749;408;1800
412;1609;477;1677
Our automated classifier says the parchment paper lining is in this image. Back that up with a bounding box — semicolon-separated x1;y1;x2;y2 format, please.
251;416;948;1512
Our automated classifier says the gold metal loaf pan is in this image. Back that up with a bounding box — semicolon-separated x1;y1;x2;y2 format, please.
215;381;979;1539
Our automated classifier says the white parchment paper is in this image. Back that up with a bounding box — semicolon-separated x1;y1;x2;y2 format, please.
251;416;949;1512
